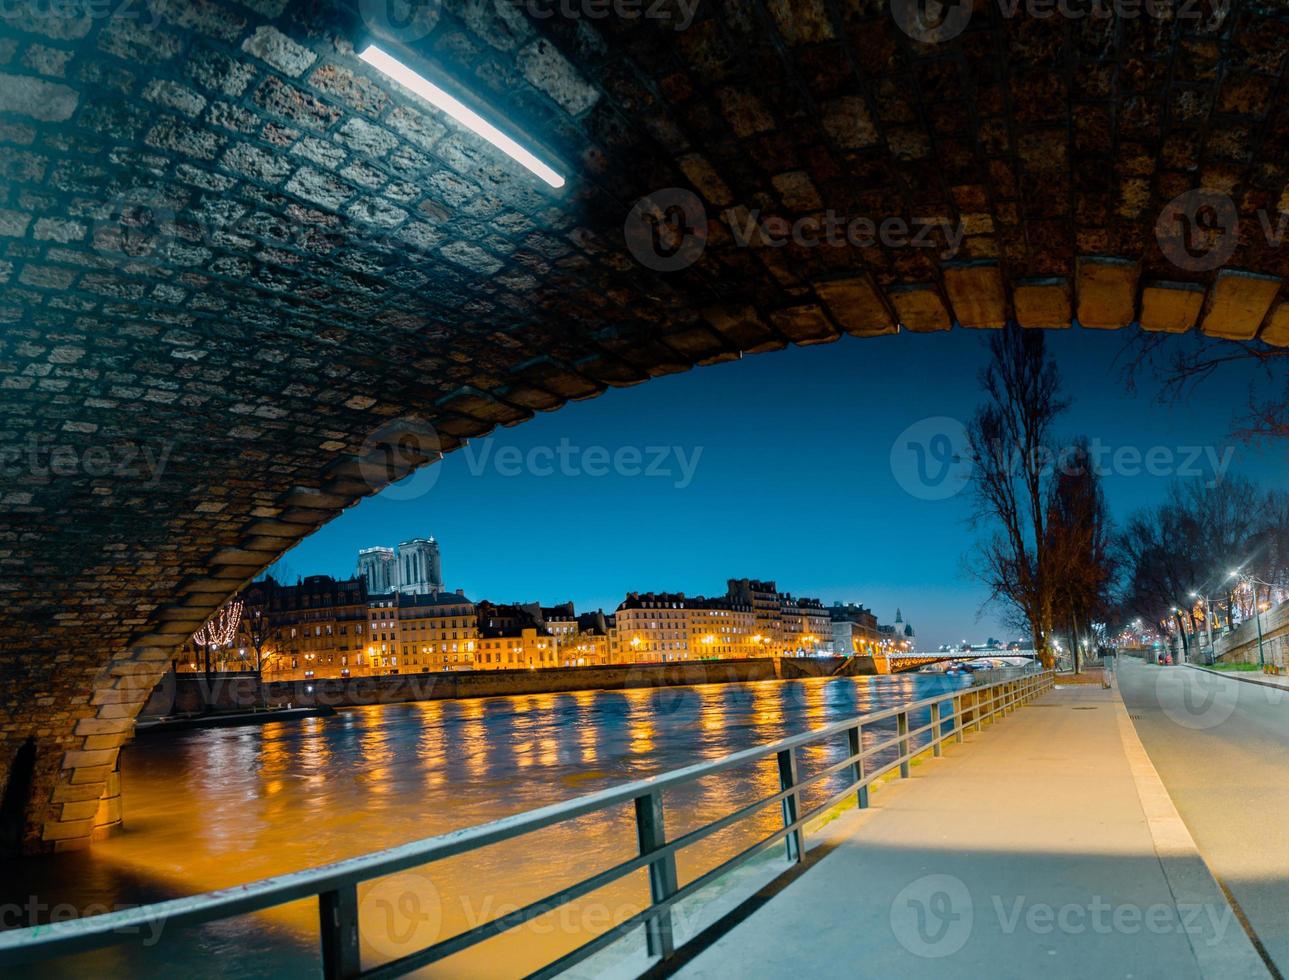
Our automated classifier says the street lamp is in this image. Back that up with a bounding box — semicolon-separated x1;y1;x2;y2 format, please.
1189;591;1216;664
1228;569;1270;667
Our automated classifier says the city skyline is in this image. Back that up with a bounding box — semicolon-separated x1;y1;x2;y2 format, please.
280;328;1284;650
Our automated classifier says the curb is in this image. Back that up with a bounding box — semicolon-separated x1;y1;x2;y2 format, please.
1184;663;1289;696
1114;693;1270;979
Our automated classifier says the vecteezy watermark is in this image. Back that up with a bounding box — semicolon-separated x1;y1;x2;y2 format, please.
511;0;700;30
1;435;173;487
890;874;974;957
0;0;163;28
890;874;1236;958
358;417;443;500
624;187;709;273
1155;666;1239;731
0;897;167;946
891;419;1237;501
360;872;444;961
891;0;1227;43
461;438;703;489
1156;188;1289;273
726;210;964;260
354;417;703;500
890;416;973;502
360;870;704;960
358;0;440;42
624;187;964;272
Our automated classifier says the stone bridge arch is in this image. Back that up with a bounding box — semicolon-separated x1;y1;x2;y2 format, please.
2;0;1288;851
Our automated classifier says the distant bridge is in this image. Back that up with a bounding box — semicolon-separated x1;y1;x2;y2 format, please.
878;652;1039;674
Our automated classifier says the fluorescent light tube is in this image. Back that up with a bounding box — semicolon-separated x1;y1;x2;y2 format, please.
358;44;566;190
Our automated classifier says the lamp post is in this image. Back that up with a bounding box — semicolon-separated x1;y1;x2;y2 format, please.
1228;570;1269;667
1189;591;1215;664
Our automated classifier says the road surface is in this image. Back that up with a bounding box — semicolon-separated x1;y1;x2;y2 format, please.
1120;657;1289;975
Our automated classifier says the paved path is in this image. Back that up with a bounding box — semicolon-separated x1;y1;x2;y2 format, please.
1120;657;1289;975
673;682;1264;980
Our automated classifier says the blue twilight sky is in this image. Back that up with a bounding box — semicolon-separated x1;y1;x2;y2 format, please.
280;328;1286;649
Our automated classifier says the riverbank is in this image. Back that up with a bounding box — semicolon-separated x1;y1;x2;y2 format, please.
134;706;335;735
140;657;876;718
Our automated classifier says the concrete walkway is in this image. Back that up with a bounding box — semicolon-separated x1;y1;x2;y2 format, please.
673;683;1266;979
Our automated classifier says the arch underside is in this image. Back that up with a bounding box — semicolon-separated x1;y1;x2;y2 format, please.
2;0;1287;850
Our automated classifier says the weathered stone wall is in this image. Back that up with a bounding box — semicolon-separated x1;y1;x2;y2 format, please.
142;658;784;716
1214;602;1289;667
3;0;1288;851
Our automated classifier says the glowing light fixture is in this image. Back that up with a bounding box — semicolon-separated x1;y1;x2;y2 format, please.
358;44;565;189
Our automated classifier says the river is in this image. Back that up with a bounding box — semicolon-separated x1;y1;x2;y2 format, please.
5;673;969;978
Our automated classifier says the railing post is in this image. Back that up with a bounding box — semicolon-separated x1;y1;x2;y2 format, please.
931;702;942;757
319;885;360;980
953;695;963;743
778;747;803;862
847;724;869;809
897;711;910;778
634;790;678;959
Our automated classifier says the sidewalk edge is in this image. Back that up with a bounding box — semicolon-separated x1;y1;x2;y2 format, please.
1185;664;1289;695
1113;695;1270;979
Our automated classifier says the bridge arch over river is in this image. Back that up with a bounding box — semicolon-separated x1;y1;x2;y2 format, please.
1;0;1286;852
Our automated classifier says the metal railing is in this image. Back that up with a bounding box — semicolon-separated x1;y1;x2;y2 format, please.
0;670;1053;977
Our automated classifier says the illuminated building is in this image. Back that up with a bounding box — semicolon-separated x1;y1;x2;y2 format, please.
614;593;757;663
726;578;786;654
829;602;881;657
380;590;477;673
782;596;830;656
356;536;444;595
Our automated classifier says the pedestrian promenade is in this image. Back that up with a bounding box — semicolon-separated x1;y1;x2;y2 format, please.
673;683;1267;980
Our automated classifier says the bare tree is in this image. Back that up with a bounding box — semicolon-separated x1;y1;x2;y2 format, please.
1117;475;1282;655
967;324;1070;668
1045;439;1116;672
191;600;243;709
1123;334;1288;440
237;590;281;708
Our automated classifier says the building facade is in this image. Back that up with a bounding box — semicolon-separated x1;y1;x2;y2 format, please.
614;592;758;663
726;578;785;655
829;602;881;657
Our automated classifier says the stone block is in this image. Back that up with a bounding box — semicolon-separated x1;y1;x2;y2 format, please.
70;765;114;785
62;748;118;770
1259;302;1289;347
1199;270;1281;340
0;73;78;121
75;716;132;736
241;26;316;77
1013;278;1071;328
943;263;1006;328
1140;282;1205;333
60;799;102;822
42;818;94;842
1076;257;1139;329
812;275;896;336
768;304;841;345
888;285;951;332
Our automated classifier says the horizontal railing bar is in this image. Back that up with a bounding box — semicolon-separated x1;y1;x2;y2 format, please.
362;849;653;977
0;672;1049;968
527;822;796;980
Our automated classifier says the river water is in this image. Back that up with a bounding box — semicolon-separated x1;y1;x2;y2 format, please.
6;673;968;978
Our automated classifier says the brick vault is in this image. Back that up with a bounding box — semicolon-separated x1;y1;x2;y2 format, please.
0;0;1286;850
